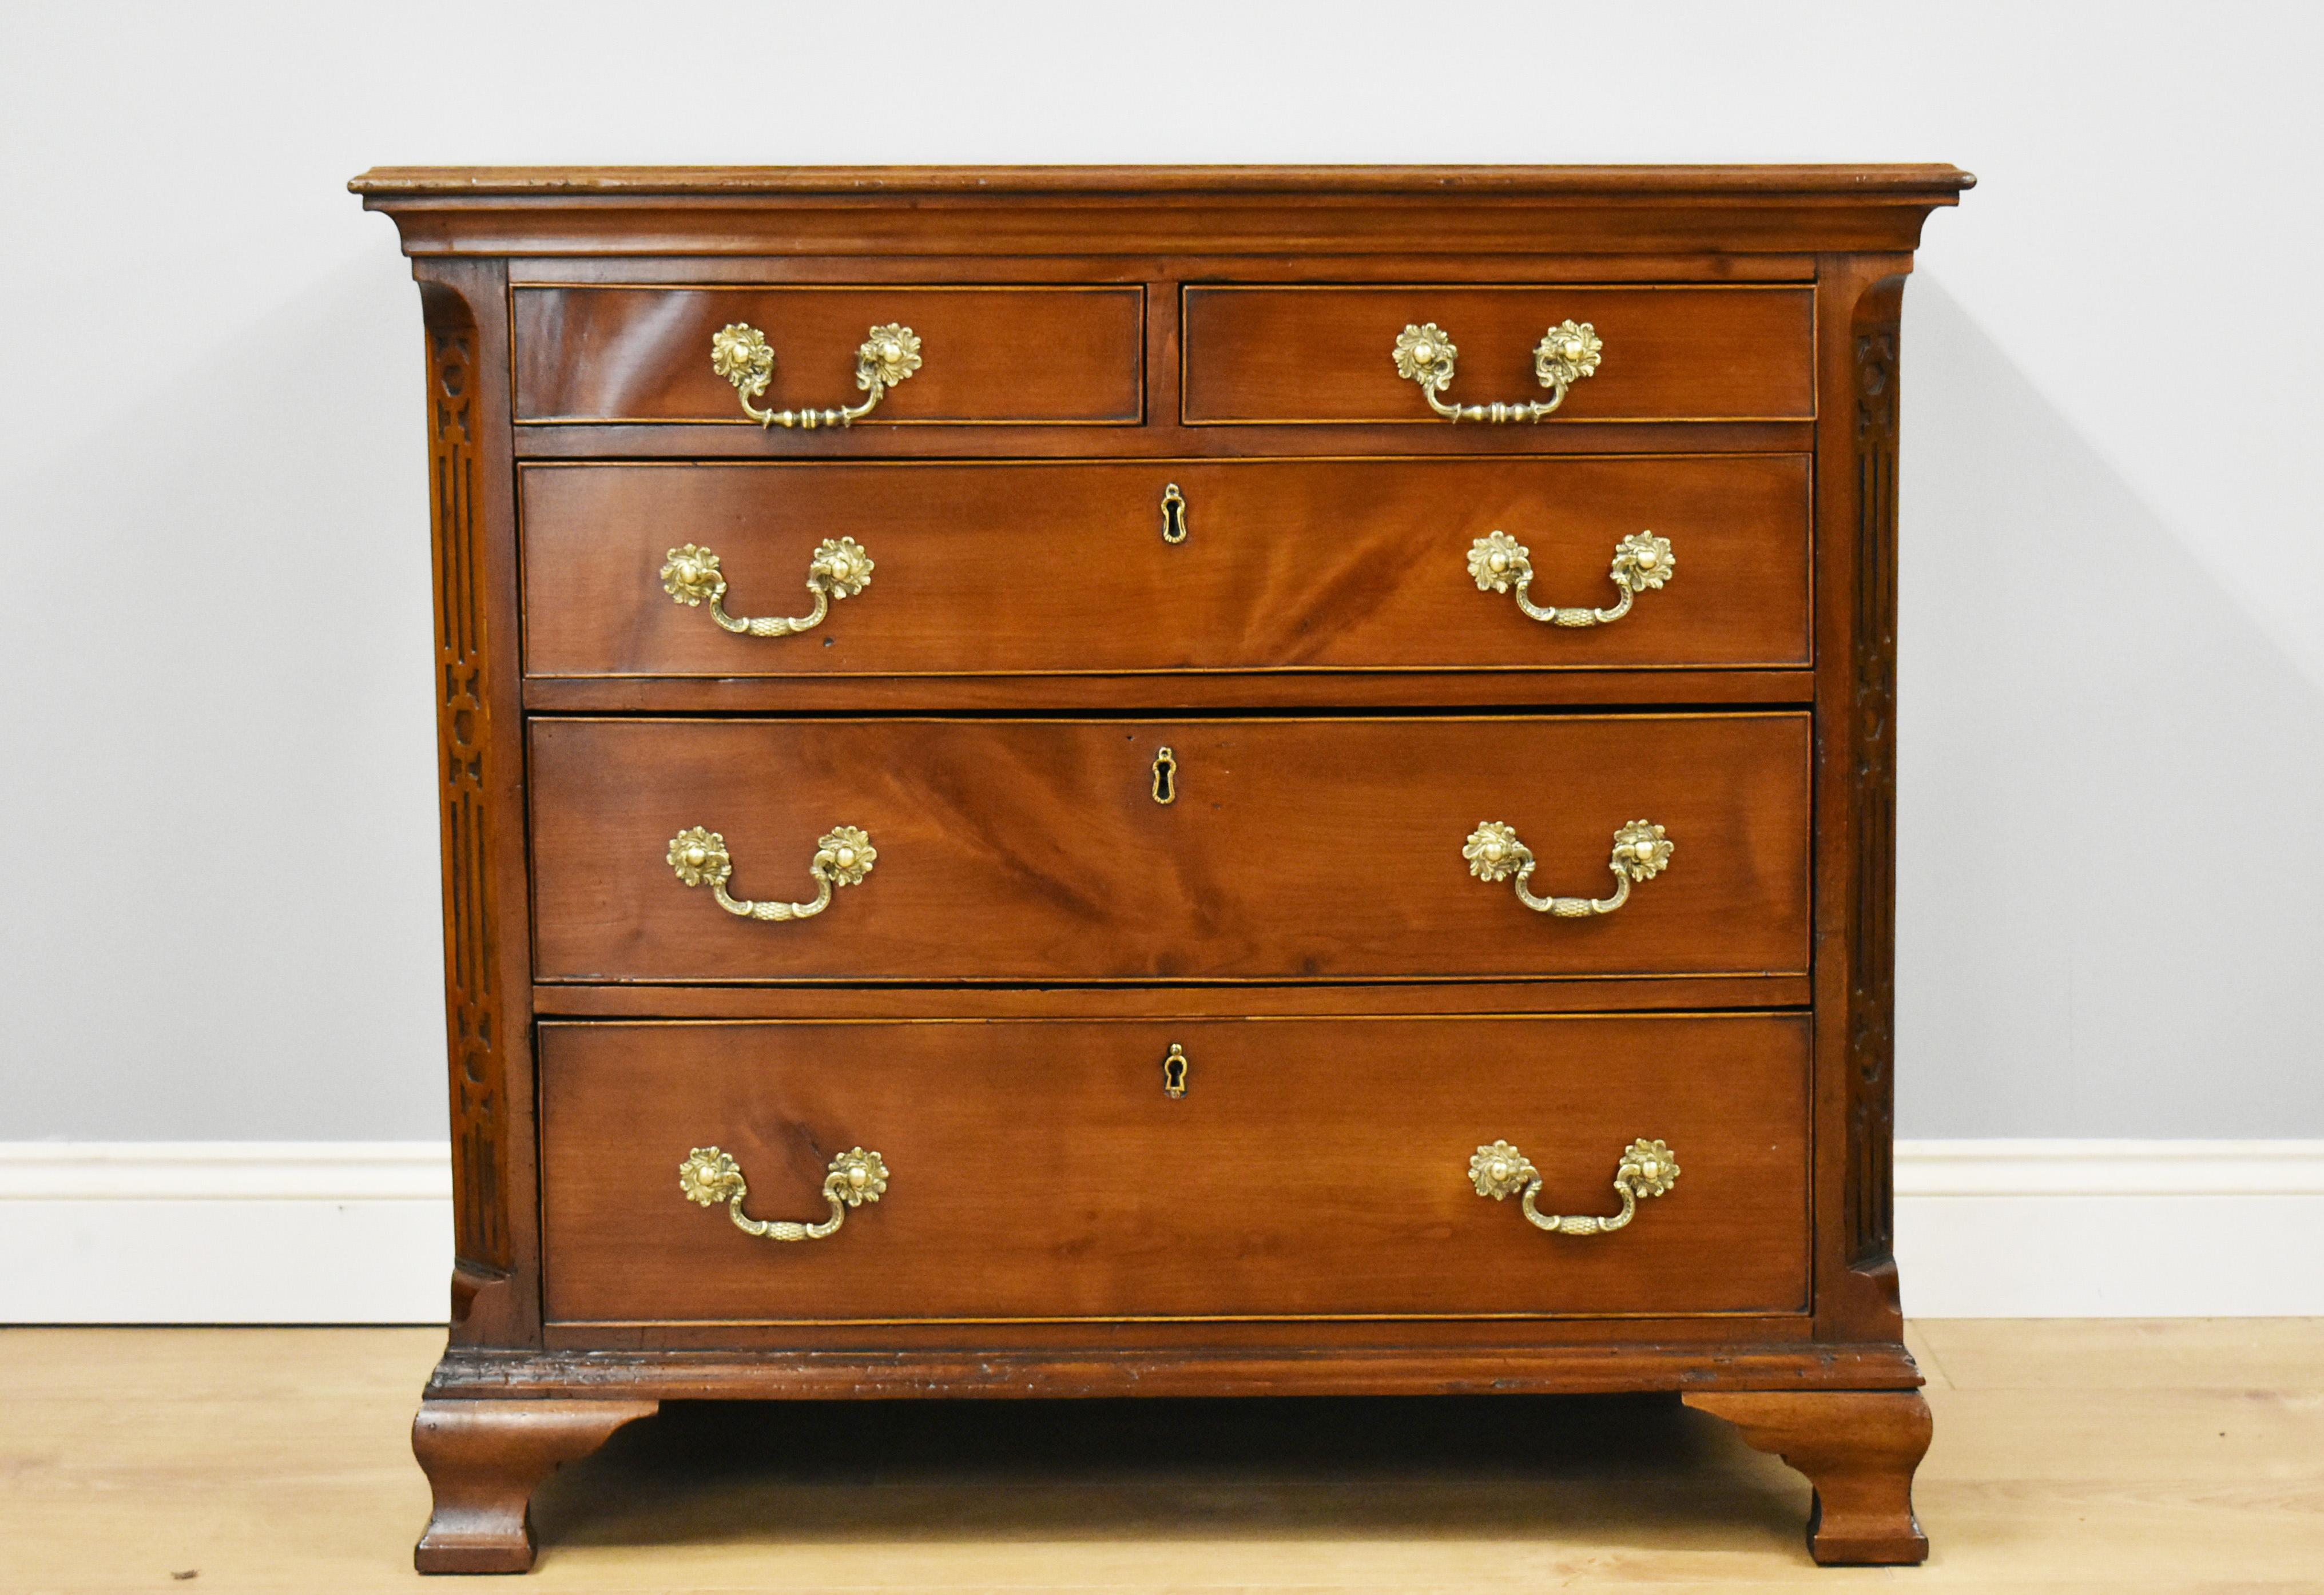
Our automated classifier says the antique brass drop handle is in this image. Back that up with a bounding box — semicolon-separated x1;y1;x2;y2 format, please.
1469;531;1673;626
679;1145;888;1241
710;321;922;428
1392;320;1602;422
666;824;875;921
1464;820;1673;917
661;538;872;638
1469;1138;1679;1235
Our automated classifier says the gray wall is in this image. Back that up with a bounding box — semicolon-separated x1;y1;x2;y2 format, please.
4;2;2319;1142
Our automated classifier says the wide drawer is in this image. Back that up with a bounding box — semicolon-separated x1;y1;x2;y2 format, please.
528;714;1810;983
1181;285;1814;424
523;455;1810;678
539;1013;1811;1323
513;285;1145;424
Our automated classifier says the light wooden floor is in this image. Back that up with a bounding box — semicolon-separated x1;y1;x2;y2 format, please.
3;1321;2319;1593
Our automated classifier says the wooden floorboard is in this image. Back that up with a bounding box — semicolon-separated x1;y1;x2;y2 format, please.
2;1320;2319;1591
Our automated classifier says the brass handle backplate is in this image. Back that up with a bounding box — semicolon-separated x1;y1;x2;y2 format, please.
680;1145;888;1242
1469;530;1673;627
1470;1137;1679;1235
668;824;875;921
1464;820;1672;917
1393;319;1602;423
711;321;922;428
661;537;872;638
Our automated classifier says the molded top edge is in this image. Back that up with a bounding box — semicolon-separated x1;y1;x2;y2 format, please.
350;163;1975;199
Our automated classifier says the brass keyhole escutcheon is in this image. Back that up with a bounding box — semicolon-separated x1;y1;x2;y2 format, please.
1162;1043;1190;1098
1160;482;1188;544
1151;746;1178;805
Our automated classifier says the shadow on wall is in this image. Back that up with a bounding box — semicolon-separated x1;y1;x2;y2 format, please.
1896;280;2324;1137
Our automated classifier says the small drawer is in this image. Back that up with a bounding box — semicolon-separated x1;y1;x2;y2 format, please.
527;713;1810;984
513;285;1145;425
1181;285;1814;425
539;1013;1810;1324
522;454;1810;678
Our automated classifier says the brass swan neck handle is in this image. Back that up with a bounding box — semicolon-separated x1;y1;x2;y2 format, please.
711;321;922;428
1464;820;1672;917
1469;1138;1679;1236
667;824;875;922
1469;531;1673;627
680;1145;888;1242
1393;319;1602;423
661;538;872;639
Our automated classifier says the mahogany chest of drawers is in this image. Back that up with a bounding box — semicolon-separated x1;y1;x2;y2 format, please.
353;164;1969;1572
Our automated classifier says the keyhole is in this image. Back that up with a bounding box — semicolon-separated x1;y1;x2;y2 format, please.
1160;482;1188;544
1162;1043;1189;1098
1151;746;1177;805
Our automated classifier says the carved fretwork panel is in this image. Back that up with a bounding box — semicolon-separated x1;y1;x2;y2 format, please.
420;282;510;1278
1845;277;1905;1268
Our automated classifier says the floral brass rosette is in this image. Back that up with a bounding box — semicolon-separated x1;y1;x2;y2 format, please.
1463;821;1532;884
1392;322;1459;388
1610;532;1674;592
679;1147;747;1207
1467;530;1533;595
1610;820;1674;882
1469;1139;1538;1200
1534;319;1604;387
856;324;923;392
826;1147;890;1207
814;826;876;888
661;543;726;606
710;323;776;395
808;536;876;599
1616;1138;1679;1198
666;826;734;889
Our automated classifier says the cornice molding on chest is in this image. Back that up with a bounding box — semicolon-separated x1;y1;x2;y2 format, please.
352;165;1975;258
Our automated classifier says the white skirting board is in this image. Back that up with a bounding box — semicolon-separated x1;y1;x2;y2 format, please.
2;1139;2319;1323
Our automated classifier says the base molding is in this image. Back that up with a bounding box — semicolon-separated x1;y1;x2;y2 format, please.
5;1138;2322;1321
423;1341;1922;1401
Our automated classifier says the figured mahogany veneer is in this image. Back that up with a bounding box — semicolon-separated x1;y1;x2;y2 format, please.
1181;285;1817;424
527;713;1810;984
514;285;1144;424
356;162;1967;1573
521;455;1811;678
539;1015;1809;1323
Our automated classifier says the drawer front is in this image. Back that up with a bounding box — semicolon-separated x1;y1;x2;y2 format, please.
1182;285;1814;424
540;1014;1810;1323
513;285;1145;424
529;714;1809;983
523;455;1810;678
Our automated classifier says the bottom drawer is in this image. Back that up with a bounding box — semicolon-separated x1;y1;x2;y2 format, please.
539;1014;1809;1324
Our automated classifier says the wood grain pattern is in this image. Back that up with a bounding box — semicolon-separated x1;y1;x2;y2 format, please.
532;974;1814;1020
1845;275;1905;1271
411;1399;657;1573
537;1014;1809;1323
513;286;1143;423
518;667;1817;715
1807;257;1915;1350
1181;285;1815;423
1685;1390;1933;1565
520;455;1810;680
353;164;1973;258
412;261;539;1348
349;165;1964;1573
356;164;1979;196
526;714;1811;983
20;1320;2324;1592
